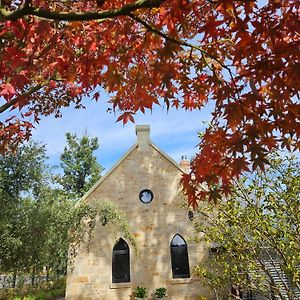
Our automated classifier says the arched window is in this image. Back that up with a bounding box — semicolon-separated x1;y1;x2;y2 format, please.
112;238;130;283
170;234;190;278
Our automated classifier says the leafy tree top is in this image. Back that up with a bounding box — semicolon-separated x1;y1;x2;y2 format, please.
0;0;299;205
0;141;48;200
59;132;103;198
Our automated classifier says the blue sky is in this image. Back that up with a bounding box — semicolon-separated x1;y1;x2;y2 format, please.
30;96;214;173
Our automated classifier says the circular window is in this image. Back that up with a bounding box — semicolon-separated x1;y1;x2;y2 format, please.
139;189;154;204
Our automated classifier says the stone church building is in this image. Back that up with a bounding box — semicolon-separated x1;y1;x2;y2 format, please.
66;125;210;300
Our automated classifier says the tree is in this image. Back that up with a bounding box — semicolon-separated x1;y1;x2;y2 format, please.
193;153;300;300
0;141;49;286
0;138;130;286
0;0;299;204
0;141;48;200
58;132;103;198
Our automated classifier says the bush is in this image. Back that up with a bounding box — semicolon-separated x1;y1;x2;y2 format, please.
154;287;167;298
135;286;147;298
0;278;66;300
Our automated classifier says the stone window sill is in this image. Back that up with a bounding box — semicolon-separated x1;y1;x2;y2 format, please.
169;278;193;285
110;282;132;289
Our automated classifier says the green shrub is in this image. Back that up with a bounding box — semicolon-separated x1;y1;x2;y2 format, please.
34;290;47;299
154;287;167;298
1;288;18;300
0;278;66;300
134;286;147;298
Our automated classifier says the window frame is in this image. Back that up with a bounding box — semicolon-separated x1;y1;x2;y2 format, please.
112;238;130;283
139;189;154;204
170;234;190;279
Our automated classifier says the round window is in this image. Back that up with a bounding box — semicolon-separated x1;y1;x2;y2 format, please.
139;189;154;204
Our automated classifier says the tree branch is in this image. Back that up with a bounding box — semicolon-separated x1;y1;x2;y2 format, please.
0;0;165;21
128;12;202;51
128;12;236;76
0;83;44;114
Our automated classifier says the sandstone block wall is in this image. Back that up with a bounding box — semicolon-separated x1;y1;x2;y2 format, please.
66;134;213;300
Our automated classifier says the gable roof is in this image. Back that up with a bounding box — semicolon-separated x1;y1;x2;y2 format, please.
80;136;186;203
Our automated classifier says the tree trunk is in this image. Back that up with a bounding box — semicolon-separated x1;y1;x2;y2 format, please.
230;286;242;299
46;266;50;281
12;270;17;288
213;288;219;300
31;266;35;286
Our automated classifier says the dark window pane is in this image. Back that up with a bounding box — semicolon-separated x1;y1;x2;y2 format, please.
246;291;255;300
171;234;186;246
170;234;190;278
139;189;154;204
112;238;130;283
114;238;128;251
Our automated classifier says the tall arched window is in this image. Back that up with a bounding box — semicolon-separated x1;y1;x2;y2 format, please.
170;234;190;278
112;238;130;283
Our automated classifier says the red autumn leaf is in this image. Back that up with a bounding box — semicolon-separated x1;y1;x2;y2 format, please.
0;83;15;100
93;92;100;101
0;0;299;206
89;41;97;52
49;80;57;88
116;112;135;125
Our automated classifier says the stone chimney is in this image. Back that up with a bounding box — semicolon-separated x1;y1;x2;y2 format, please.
179;155;190;172
136;125;150;151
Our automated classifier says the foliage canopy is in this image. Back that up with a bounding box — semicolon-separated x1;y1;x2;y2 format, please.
194;153;300;300
0;134;131;286
0;0;299;204
58;132;104;198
